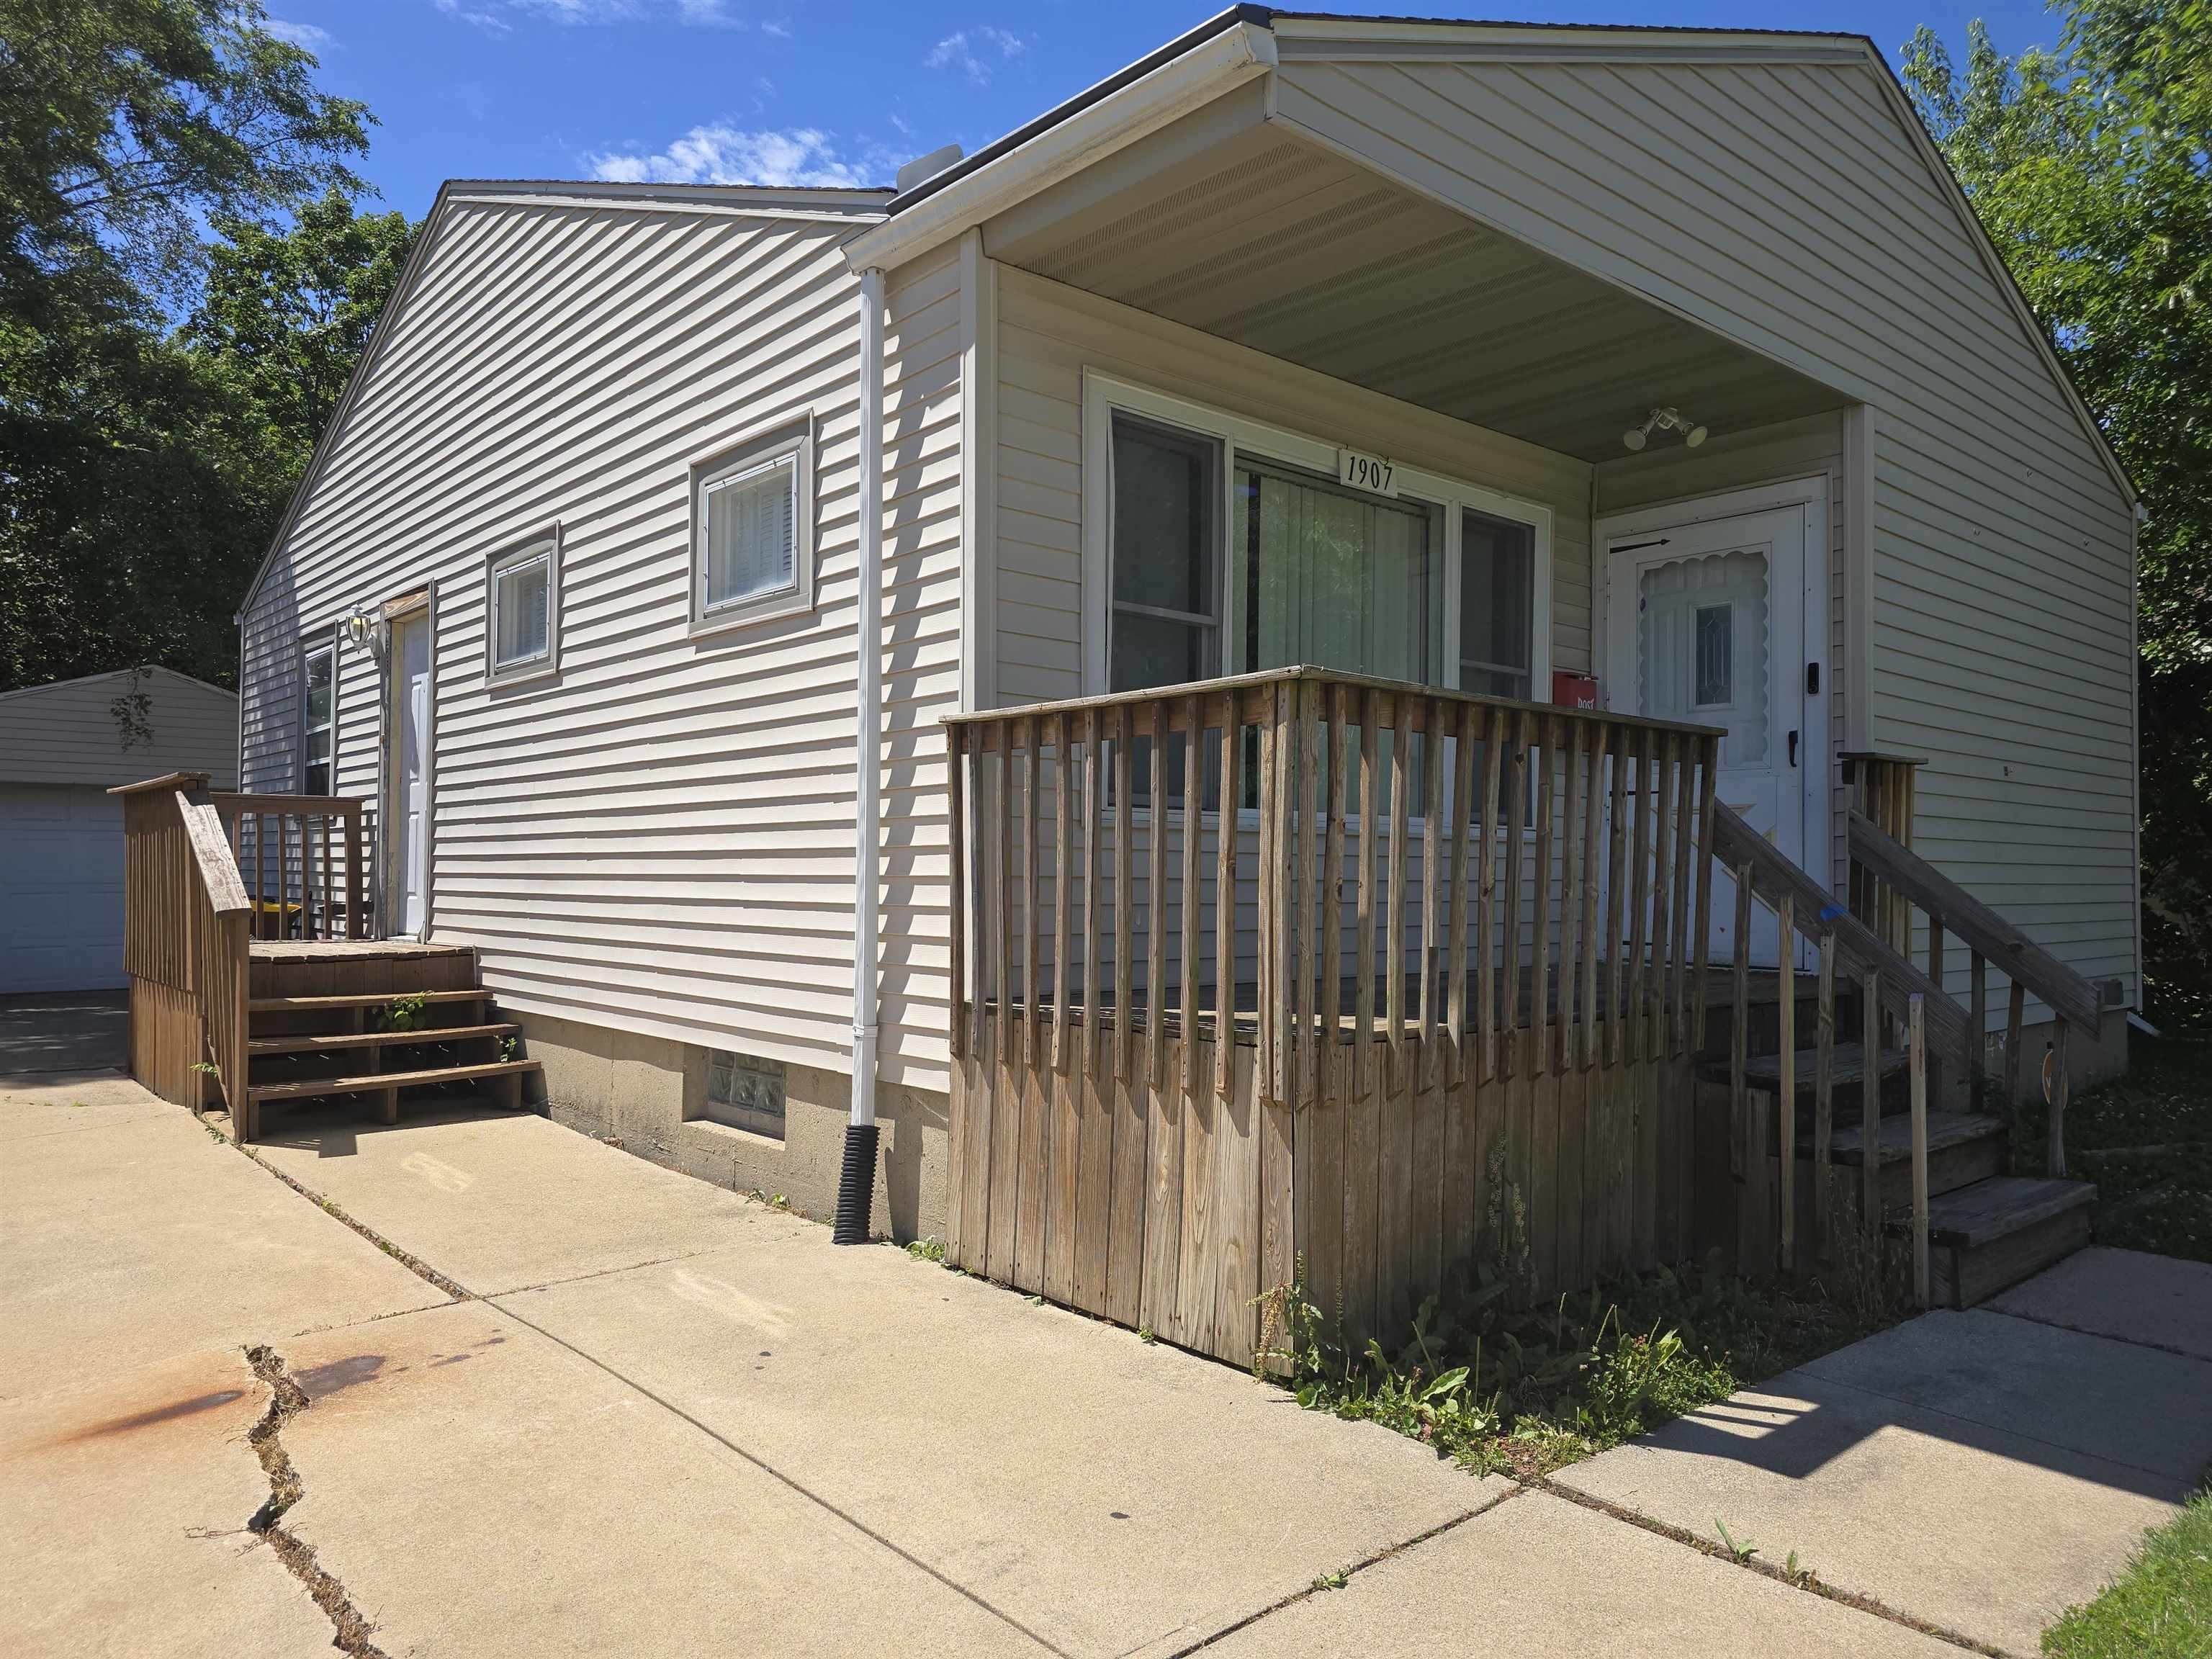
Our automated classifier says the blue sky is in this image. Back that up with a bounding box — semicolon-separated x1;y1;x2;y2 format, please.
264;1;2069;218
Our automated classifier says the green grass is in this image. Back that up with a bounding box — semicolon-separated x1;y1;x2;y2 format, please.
2015;1022;2212;1266
1265;1188;1906;1480
2044;1488;2212;1658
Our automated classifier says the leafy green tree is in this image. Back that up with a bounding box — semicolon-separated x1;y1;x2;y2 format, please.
1904;2;2212;1016
1;0;369;313
189;189;414;457
1;1;394;693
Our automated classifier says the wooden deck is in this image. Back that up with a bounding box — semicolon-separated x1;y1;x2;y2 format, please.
248;938;472;963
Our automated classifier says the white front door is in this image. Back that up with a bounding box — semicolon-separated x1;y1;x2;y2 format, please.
1604;499;1820;968
388;610;431;938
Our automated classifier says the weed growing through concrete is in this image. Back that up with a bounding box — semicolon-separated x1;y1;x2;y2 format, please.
905;1235;947;1263
1715;1519;1757;1563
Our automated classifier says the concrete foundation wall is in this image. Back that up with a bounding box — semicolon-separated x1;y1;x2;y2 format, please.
514;1010;950;1244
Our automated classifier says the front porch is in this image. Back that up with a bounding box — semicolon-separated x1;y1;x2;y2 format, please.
938;667;2105;1368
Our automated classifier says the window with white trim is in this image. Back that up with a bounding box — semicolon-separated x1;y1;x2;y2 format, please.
692;420;814;631
302;643;334;794
487;536;557;683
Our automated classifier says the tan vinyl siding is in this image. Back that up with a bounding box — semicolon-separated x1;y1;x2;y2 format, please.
1277;53;2139;1012
238;195;963;1091
987;264;1594;710
0;667;238;788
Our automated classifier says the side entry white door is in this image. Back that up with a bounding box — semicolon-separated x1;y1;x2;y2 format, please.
389;610;431;938
1605;503;1815;969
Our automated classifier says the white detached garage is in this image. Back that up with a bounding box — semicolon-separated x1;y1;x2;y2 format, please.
0;668;238;994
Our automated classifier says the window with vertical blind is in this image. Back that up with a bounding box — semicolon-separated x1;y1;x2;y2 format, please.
691;417;814;633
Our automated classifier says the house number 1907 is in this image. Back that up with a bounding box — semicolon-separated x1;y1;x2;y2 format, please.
1337;449;1398;498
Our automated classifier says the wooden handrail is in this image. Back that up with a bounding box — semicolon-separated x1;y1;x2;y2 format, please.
1708;798;1969;1059
211;790;372;941
179;791;251;916
1846;809;2103;1032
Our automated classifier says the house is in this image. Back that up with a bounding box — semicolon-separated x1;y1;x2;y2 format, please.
1;668;238;994
127;9;2138;1361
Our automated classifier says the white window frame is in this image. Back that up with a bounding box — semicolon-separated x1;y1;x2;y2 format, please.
1079;372;1552;703
300;636;337;795
689;414;816;637
485;528;561;688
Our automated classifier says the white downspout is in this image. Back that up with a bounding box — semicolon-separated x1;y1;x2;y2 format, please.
835;265;886;1243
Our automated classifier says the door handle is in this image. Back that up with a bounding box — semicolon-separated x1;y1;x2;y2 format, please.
1788;730;1799;768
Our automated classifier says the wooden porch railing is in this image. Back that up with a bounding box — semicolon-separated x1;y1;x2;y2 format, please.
1840;752;1923;960
941;667;1724;1359
212;791;372;940
117;775;376;1134
112;773;253;1119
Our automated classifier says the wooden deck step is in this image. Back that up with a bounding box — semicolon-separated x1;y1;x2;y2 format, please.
248;1022;517;1056
1827;1110;2003;1167
248;1058;539;1104
250;988;487;1014
1702;1042;1906;1089
1894;1175;2098;1308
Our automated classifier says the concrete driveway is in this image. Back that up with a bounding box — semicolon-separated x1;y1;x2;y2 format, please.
4;1004;2199;1658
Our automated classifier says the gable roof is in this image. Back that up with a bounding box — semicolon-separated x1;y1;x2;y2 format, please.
0;667;238;788
855;8;2131;506
236;181;889;617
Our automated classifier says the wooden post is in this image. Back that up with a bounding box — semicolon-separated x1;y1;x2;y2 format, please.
1926;917;1946;1110
1354;697;1379;1100
1777;894;1796;1273
1214;702;1240;1100
1182;696;1205;1099
2048;1020;2071;1178
1815;931;1835;1261
1909;992;1930;1310
948;725;966;1061
1730;858;1753;1179
1862;968;1883;1243
1476;706;1505;1085
1966;950;1987;1107
2003;978;2026;1154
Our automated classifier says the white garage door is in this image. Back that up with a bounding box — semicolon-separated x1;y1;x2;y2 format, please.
0;784;126;994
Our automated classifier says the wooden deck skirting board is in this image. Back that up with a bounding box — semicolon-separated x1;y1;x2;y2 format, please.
950;1006;1698;1367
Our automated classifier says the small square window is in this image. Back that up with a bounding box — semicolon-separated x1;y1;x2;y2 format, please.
699;1048;786;1139
487;534;559;684
692;419;814;634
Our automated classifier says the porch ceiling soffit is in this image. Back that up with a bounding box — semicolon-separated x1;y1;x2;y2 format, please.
981;91;1843;464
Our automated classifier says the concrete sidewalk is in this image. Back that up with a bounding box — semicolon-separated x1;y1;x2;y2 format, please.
5;1028;2200;1658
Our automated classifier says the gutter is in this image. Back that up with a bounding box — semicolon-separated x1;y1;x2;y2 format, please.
834;266;888;1245
842;9;1278;274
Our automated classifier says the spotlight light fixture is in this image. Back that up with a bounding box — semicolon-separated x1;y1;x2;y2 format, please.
1622;406;1709;451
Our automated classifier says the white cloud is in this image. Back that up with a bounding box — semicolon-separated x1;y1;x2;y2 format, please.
760;17;791;37
588;125;904;189
265;17;333;48
925;26;1025;85
433;0;750;29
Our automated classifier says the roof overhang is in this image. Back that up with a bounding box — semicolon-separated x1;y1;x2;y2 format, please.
840;13;1278;274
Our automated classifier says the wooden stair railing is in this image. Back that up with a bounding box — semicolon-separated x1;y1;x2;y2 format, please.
211;791;370;940
113;773;253;1118
1847;807;2106;1177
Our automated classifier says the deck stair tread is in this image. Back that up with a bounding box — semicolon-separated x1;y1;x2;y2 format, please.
1822;1110;2003;1166
1700;1042;1906;1089
250;988;487;1013
249;1022;518;1056
249;1058;539;1103
1890;1175;2097;1249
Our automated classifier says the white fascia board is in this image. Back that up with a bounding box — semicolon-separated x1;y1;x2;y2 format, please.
841;21;1277;275
1267;17;1869;65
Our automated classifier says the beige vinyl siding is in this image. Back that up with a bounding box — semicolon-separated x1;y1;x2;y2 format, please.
1276;53;2139;1012
0;667;238;788
238;194;963;1092
987;264;1594;709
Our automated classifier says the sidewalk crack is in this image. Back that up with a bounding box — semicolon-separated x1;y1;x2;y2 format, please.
245;1344;393;1659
